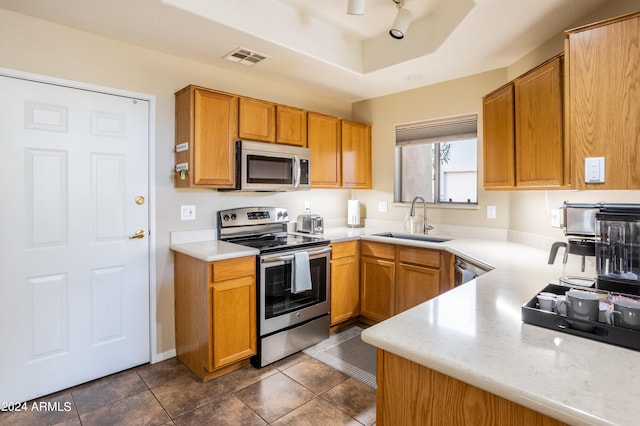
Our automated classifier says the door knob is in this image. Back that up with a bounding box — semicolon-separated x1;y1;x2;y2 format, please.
129;229;145;239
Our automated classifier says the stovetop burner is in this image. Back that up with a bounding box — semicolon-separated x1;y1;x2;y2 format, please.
218;207;329;254
229;233;328;253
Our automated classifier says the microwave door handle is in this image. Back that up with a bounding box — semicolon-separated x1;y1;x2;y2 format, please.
293;155;300;188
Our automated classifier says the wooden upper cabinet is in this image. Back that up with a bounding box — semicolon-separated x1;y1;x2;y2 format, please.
276;105;307;146
514;55;564;188
239;97;276;142
174;85;238;188
483;84;515;189
308;112;341;188
482;54;565;190
566;12;640;189
341;119;372;189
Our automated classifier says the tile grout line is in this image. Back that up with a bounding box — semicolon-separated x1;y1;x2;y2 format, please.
135;370;175;423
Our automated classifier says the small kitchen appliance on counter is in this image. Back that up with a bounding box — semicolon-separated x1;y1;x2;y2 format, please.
595;204;640;295
296;213;324;234
218;207;331;367
547;202;599;286
525;202;640;352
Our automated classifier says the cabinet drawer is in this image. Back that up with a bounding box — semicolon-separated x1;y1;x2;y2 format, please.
211;256;255;283
361;241;395;260
398;246;440;268
331;240;359;259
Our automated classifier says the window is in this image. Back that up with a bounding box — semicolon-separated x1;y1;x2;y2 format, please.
394;114;478;205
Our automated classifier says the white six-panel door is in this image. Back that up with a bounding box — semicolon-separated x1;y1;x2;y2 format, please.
0;75;150;403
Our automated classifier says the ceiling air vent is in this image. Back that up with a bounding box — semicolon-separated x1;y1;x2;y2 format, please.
224;47;269;66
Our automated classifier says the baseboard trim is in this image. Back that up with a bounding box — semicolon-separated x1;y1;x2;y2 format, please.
152;349;176;364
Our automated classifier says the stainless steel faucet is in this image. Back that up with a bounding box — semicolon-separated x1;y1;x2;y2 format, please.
409;196;433;234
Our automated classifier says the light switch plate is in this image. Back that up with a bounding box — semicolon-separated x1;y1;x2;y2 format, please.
378;201;388;213
584;157;605;183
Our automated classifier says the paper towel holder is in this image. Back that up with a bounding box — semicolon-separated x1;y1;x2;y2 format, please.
347;199;361;228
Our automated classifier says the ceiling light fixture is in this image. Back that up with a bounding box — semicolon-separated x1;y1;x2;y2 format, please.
390;0;412;39
347;0;365;15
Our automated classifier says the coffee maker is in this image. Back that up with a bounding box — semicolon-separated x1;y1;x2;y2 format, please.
548;202;599;286
595;204;640;295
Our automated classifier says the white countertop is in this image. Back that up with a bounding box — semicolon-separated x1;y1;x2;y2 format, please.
170;226;640;424
360;237;640;426
170;239;258;262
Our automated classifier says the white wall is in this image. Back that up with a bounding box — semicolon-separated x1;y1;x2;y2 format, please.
353;0;640;243
0;8;354;356
3;0;640;356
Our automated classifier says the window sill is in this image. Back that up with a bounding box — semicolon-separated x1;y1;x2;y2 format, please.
392;202;479;211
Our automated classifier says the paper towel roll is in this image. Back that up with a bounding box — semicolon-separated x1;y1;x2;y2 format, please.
347;199;360;227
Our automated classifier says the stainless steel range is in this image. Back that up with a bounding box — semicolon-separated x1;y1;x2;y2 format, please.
218;207;331;367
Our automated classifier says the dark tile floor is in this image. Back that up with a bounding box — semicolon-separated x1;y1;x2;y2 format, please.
1;351;377;425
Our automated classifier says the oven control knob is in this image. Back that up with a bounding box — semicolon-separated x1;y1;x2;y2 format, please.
223;214;230;222
230;213;237;221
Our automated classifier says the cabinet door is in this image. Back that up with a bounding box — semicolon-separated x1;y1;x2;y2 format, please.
175;87;238;188
567;13;640;189
514;56;564;188
209;257;256;370
360;256;395;322
210;275;256;369
308;112;341;188
482;84;515;189
276;105;307;146
341;120;372;189
330;255;360;325
396;263;440;314
239;97;276;142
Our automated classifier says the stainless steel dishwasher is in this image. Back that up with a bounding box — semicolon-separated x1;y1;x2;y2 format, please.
454;256;491;286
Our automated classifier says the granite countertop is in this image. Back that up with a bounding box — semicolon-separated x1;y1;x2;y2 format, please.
360;236;640;426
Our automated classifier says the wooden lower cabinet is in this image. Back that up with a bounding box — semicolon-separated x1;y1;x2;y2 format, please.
174;253;256;381
361;255;396;322
377;350;567;426
330;241;361;325
361;242;396;322
396;246;440;314
396;263;439;314
360;242;452;322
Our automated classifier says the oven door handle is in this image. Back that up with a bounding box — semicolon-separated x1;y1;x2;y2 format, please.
261;246;332;263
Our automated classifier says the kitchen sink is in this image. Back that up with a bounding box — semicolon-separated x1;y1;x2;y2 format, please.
373;232;452;243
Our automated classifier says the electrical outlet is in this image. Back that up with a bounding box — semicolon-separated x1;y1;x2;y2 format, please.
180;205;196;221
487;205;496;219
304;201;310;213
378;201;388;213
550;209;561;228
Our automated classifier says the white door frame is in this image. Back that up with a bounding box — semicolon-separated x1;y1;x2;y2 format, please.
0;67;159;363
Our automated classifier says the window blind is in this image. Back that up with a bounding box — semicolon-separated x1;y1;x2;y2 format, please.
395;114;477;145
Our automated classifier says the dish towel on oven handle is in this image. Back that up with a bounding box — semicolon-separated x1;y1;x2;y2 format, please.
292;251;312;294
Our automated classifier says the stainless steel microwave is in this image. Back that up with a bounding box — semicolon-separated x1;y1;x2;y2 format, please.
229;140;311;191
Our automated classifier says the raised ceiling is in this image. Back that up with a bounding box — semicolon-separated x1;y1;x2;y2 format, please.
0;0;608;102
